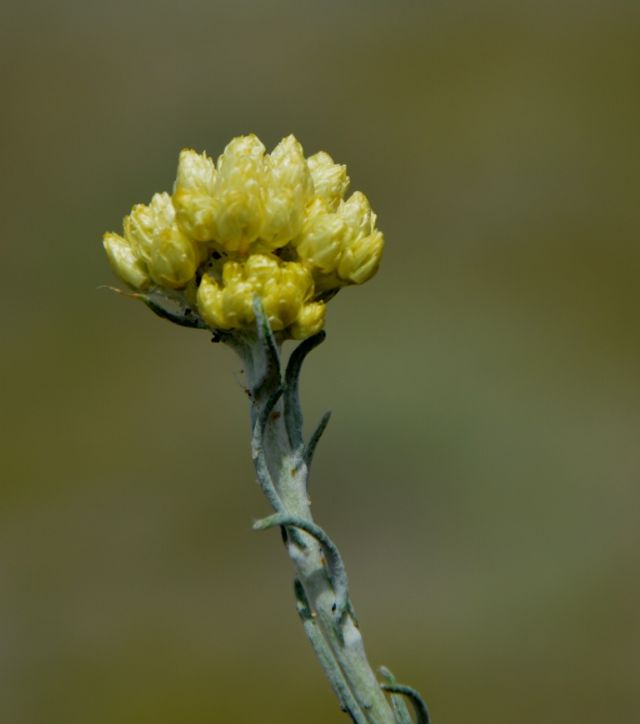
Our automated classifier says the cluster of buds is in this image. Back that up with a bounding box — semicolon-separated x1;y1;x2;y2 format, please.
103;134;384;339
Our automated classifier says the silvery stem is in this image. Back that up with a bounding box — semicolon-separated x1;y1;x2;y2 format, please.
224;301;429;723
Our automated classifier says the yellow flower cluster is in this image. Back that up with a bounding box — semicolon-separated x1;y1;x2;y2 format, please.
103;134;383;339
197;254;325;338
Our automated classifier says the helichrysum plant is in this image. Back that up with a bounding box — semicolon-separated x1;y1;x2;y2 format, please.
103;134;429;723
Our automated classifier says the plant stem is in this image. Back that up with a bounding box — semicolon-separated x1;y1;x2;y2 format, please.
229;309;400;723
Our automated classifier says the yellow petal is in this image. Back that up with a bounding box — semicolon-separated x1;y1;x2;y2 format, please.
214;135;266;252
307;151;349;210
337;230;384;285
261;135;312;248
173;148;218;241
103;232;150;289
290;302;326;340
197;274;226;328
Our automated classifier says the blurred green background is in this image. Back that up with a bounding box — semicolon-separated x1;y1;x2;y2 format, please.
2;1;639;722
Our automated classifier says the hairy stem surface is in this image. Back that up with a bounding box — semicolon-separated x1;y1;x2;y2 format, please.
229;308;408;723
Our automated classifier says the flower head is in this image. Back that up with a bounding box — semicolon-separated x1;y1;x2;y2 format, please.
102;134;384;339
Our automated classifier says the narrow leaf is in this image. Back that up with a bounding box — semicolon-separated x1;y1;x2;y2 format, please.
283;331;326;449
250;386;286;513
255;514;349;622
379;667;413;724
304;410;332;470
381;682;430;724
252;296;281;399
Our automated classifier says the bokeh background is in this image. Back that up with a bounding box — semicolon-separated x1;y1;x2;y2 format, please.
2;1;639;722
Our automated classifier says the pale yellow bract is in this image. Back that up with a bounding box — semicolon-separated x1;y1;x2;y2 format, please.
103;134;384;339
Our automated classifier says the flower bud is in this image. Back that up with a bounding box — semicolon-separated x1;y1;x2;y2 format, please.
197;274;225;329
293;199;345;273
290;302;326;340
262;260;313;330
124;194;170;258
338;191;375;238
337;230;384;284
307;151;349;210
103;232;150;289
196;254;318;336
173;149;218;241
261;135;312;249
147;234;200;289
214;135;266;253
335;192;384;285
124;193;199;288
124;200;159;263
